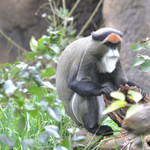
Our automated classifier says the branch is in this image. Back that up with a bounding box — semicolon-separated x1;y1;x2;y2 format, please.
0;28;28;53
49;0;57;30
77;0;103;37
68;0;82;17
62;0;66;10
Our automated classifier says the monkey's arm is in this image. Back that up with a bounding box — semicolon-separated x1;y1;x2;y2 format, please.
68;76;113;97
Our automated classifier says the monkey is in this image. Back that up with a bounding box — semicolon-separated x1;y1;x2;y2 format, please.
56;27;146;135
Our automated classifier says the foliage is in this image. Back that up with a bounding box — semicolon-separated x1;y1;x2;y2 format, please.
0;32;72;150
0;1;80;149
103;90;145;119
131;38;150;72
102;117;121;136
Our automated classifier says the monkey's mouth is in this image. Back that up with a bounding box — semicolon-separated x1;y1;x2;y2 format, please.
106;49;120;58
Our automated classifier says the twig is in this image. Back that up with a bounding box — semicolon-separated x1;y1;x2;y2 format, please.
35;3;49;16
35;146;53;150
0;28;28;53
120;139;134;150
49;0;56;30
68;0;82;17
77;0;103;37
62;0;66;10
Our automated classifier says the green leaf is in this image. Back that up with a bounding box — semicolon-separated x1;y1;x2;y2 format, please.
72;136;86;142
4;80;17;96
28;86;44;96
35;61;42;69
30;36;38;52
47;107;62;122
61;139;70;149
0;134;15;148
126;105;143;118
9;67;20;79
67;128;80;134
128;90;142;102
42;67;55;77
147;41;150;50
3;63;10;67
21;139;35;149
50;44;60;54
44;125;60;138
54;146;68;150
27;52;41;59
38;40;46;51
42;81;56;90
103;101;127;114
39;100;49;111
54;98;62;105
133;57;145;67
45;96;54;103
14;62;20;65
15;99;25;107
18;115;25;130
140;54;150;59
35;131;49;144
139;60;150;72
33;75;43;86
110;91;125;101
27;109;38;118
131;42;145;51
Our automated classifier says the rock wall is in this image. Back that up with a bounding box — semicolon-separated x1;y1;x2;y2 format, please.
0;0;103;63
66;0;103;36
0;0;48;63
103;0;150;93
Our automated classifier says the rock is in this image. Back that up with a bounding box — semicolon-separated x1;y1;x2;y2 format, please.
0;0;103;63
0;0;48;63
103;0;150;93
72;127;150;149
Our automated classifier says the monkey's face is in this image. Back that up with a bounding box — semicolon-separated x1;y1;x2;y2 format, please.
90;28;122;73
90;28;122;57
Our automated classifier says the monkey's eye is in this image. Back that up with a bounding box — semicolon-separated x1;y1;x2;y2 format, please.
104;41;120;50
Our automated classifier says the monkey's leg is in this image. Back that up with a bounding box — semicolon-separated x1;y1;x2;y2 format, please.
84;96;113;135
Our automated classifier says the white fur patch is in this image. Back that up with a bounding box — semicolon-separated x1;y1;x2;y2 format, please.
71;93;82;124
97;95;106;124
97;49;119;73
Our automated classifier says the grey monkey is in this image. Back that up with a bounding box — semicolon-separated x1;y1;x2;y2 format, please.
56;27;146;135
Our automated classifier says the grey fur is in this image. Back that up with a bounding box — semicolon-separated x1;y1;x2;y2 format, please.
56;28;127;133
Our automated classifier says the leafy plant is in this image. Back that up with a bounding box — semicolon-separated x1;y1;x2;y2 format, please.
131;38;150;72
0;1;80;149
103;90;144;119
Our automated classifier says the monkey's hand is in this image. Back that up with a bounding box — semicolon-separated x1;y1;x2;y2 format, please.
99;86;113;99
125;81;146;98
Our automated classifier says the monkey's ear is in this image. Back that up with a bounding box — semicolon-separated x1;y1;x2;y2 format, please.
104;33;122;44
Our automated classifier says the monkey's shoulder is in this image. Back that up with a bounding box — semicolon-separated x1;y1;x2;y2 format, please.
62;36;92;54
